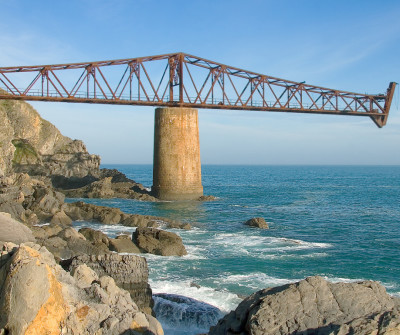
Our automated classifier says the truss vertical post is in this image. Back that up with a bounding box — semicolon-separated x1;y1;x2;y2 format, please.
169;56;175;102
129;65;132;100
179;53;183;104
86;66;91;99
41;69;46;97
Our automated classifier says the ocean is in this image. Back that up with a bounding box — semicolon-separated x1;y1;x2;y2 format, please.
70;165;400;335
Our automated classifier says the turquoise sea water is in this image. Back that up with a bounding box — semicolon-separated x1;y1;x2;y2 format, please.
71;165;400;334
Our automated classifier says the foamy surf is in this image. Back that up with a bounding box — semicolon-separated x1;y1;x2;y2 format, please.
149;279;242;313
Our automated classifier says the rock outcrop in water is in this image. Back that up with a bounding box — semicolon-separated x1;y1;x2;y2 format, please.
133;227;188;256
209;276;400;335
244;217;269;229
65;201;191;229
0;242;163;335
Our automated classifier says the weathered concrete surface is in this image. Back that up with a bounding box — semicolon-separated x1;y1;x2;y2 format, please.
152;107;203;200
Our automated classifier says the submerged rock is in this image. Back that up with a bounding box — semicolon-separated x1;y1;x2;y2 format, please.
209;276;400;335
153;293;224;333
245;217;269;229
133;227;188;256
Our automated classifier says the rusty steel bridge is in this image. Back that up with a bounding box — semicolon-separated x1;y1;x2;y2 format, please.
0;52;396;128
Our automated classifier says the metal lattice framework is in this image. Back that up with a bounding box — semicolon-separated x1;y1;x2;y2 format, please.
0;52;396;127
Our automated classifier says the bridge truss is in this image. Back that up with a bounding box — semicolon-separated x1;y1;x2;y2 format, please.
0;52;396;128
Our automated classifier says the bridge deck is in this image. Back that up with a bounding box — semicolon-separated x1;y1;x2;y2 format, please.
0;52;396;128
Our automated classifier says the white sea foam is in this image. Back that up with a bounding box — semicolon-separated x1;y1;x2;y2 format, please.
216;272;300;291
210;233;332;258
33;223;50;227
72;221;136;238
260;252;329;260
149;279;242;313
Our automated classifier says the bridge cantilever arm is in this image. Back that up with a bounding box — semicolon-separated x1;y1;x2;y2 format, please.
370;82;396;128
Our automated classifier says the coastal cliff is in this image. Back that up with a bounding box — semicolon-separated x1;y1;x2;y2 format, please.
0;99;100;178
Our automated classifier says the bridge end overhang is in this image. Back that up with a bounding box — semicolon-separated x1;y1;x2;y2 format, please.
370;82;396;128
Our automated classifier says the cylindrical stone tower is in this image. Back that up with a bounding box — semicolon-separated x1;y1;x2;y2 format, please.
152;107;203;201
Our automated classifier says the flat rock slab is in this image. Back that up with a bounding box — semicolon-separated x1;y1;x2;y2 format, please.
0;211;35;243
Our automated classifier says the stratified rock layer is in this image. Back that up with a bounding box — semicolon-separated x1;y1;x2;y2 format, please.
209;276;400;335
65;253;154;315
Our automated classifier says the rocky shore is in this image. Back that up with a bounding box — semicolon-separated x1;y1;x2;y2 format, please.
1;98;400;335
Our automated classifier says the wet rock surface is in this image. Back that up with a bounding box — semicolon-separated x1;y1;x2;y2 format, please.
153;293;224;333
209;276;400;335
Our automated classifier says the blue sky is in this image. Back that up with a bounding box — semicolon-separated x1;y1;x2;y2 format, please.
1;0;400;164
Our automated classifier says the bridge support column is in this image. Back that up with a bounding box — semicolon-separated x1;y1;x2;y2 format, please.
152;107;203;201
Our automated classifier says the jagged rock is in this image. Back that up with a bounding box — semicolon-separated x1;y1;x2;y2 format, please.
0;212;35;244
0;99;100;178
64;253;154;315
50;210;72;226
209;276;400;335
0;173;67;224
62;175;158;201
109;235;141;253
133;227;187;256
32;225;110;260
245;217;269;229
70;263;99;289
63;176;115;198
0;243;163;334
66;201;191;229
65;201;123;224
79;227;110;246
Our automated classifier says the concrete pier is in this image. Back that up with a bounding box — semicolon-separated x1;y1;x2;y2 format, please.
152;107;203;200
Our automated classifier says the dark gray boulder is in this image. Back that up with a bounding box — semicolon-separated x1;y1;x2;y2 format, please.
209;276;400;335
